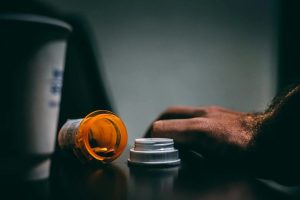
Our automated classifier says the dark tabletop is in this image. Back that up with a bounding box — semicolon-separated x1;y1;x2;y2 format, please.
3;148;300;200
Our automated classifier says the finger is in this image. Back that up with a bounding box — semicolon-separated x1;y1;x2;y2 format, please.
144;106;206;138
151;118;211;145
151;118;229;159
159;106;207;120
199;106;246;117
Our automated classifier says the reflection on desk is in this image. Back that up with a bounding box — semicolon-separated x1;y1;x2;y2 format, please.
2;148;300;200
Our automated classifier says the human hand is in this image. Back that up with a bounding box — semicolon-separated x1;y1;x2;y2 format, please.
145;106;258;161
145;85;300;184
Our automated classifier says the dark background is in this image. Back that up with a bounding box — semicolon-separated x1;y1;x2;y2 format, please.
1;0;300;145
1;1;300;199
44;0;280;143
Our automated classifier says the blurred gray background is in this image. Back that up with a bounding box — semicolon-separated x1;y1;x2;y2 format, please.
42;0;278;143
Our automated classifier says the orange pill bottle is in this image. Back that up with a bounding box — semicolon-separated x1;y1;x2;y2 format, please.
58;110;128;164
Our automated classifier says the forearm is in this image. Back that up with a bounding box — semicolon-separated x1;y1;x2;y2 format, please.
252;85;300;184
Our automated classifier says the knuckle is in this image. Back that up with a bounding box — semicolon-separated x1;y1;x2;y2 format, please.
206;106;221;112
165;106;179;113
189;117;203;128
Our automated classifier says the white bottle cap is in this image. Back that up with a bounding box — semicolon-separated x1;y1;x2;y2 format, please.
128;138;180;166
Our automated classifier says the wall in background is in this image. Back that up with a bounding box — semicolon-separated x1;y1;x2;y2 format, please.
42;0;278;143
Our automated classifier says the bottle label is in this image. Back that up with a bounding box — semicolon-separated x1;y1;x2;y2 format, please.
58;119;82;151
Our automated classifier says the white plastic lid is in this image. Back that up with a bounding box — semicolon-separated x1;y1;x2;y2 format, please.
128;138;181;166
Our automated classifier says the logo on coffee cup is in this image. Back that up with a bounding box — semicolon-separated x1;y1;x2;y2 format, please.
49;68;63;108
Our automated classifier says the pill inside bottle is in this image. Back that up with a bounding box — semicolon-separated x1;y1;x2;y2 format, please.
58;110;128;164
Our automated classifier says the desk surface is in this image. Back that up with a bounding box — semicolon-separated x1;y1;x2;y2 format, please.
3;149;300;200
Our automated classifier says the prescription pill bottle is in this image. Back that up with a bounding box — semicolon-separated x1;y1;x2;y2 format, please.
58;110;128;164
